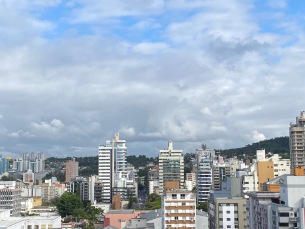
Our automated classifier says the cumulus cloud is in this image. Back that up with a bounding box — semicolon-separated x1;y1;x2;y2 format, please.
0;0;303;157
119;126;136;137
252;130;267;142
32;119;65;134
132;42;169;54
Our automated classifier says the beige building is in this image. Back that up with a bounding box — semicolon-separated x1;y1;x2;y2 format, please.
162;189;196;229
65;158;79;182
290;111;305;173
159;141;184;195
209;198;247;229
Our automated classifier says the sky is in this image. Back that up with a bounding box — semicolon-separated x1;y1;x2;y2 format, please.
0;0;305;159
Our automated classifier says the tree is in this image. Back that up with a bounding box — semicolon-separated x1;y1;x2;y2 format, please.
73;208;86;221
197;201;208;212
0;176;16;181
56;192;83;217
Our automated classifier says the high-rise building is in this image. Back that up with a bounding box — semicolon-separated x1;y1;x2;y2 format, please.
98;133;127;203
158;141;184;196
196;149;213;204
65;158;79;182
0;155;9;175
13;152;45;173
290;111;305;173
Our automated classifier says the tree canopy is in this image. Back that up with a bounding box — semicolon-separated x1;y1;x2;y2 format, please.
56;192;83;217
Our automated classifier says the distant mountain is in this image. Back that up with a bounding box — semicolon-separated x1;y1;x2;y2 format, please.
218;136;289;157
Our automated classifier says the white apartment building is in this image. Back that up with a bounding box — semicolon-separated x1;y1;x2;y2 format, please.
290;111;305;172
159;141;184;196
13;152;45;173
162;189;196;229
242;150;290;197
88;175;99;204
186;173;196;190
196;149;213;204
98;142;112;203
98;133;128;203
149;180;159;195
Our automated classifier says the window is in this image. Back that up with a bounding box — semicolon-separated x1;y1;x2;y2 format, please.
34;226;39;229
182;203;186;206
181;194;185;199
172;194;177;199
28;226;32;229
227;218;231;221
226;211;230;213
227;226;231;228
175;217;178;221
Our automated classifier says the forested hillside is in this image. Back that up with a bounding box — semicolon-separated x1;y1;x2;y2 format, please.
219;136;289;156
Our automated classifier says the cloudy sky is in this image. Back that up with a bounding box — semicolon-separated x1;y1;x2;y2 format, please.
0;0;304;158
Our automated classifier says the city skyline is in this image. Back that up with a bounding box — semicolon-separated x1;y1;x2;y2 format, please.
0;1;305;158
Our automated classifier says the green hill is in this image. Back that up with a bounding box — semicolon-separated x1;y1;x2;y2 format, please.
218;136;289;157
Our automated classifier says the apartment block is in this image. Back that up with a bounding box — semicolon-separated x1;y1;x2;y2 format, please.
65;158;79;182
162;189;196;229
0;155;9;175
247;175;305;229
0;188;22;216
67;176;89;201
98;133;128;203
242;150;290;197
290;111;305;172
209;197;247;229
196;149;213;204
159;141;184;196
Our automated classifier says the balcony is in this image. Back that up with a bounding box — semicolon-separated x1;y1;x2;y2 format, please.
289;217;299;222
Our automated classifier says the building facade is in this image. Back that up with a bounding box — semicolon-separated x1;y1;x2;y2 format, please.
65;158;79;182
290;111;305;173
248;175;305;229
159;141;184;196
0;188;22;216
0;155;9;175
196;149;213;204
98;133;128;203
162;189;196;229
209;197;247;229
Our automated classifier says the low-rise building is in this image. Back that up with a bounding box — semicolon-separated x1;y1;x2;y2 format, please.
0;209;61;229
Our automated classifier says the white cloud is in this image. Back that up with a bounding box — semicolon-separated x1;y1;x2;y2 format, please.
268;0;288;9
68;0;165;23
119;126;136;137
252;130;267;142
32;119;65;134
132;42;169;54
133;20;161;30
7;132;19;138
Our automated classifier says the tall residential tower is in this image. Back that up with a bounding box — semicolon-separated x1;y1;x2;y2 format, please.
289;111;305;173
159;141;184;196
98;133;127;203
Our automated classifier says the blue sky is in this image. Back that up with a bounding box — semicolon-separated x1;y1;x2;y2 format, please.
0;0;305;158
